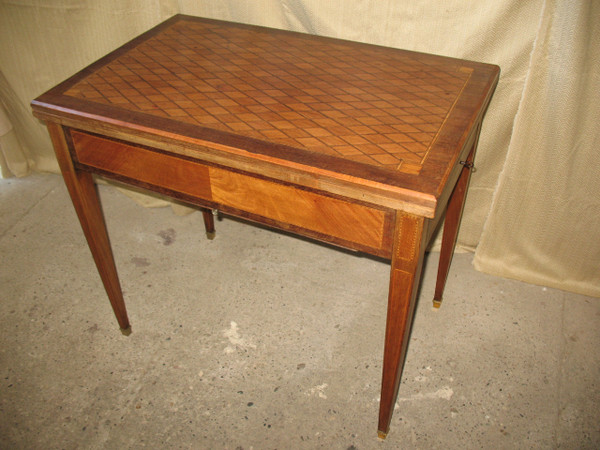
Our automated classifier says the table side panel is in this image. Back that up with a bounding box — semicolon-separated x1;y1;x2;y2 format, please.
69;129;390;254
71;130;212;200
210;167;386;251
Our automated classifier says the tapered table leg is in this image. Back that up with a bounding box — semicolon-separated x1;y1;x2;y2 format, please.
433;129;480;308
378;212;428;438
201;208;216;240
47;123;131;334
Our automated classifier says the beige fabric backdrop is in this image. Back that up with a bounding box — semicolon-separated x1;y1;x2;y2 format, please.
0;0;597;297
474;0;600;298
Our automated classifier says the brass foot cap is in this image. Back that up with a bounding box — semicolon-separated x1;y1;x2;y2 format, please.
377;431;388;440
432;299;442;309
120;326;132;336
206;231;216;240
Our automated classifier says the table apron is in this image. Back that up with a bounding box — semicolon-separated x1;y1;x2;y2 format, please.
69;129;394;258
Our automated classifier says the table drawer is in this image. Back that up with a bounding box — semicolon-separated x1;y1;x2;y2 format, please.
209;167;388;252
70;130;389;254
70;130;212;200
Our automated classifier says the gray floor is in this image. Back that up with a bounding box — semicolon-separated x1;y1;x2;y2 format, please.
1;173;598;449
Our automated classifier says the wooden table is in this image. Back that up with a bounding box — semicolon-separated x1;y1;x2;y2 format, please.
31;14;499;438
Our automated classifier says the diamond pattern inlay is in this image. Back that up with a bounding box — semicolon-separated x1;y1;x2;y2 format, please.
65;19;472;173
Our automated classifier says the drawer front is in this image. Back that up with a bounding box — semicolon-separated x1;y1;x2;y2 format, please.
210;168;387;251
71;130;212;200
70;130;389;254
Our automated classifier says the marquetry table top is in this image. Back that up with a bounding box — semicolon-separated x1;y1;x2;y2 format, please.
33;15;499;213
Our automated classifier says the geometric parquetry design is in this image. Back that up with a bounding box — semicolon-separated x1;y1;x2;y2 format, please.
66;19;472;174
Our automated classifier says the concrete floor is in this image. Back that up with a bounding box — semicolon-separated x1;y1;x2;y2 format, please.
1;173;598;449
